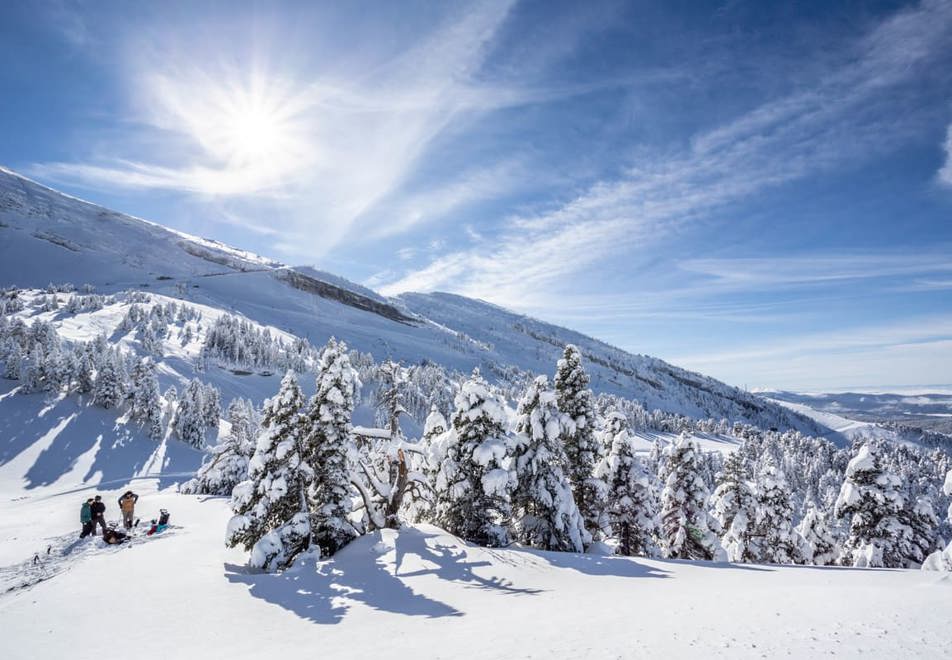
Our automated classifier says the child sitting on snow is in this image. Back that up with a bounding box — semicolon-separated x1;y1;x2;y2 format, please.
147;509;171;536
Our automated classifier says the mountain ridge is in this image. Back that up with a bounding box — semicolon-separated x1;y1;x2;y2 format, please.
0;166;820;433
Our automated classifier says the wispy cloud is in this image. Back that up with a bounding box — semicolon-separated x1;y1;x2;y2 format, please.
42;0;93;48
672;315;952;390
940;123;952;186
677;251;952;291
379;0;952;305
29;1;527;249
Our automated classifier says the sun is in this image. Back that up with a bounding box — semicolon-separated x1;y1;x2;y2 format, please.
199;72;304;169
147;66;315;192
221;96;287;164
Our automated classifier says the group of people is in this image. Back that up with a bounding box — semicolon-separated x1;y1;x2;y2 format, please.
79;491;168;544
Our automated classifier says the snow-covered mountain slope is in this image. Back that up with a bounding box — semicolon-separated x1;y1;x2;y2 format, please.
2;481;949;660
0;166;819;432
762;390;952;452
762;389;952;434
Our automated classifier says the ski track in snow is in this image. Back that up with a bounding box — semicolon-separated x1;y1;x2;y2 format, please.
0;525;179;594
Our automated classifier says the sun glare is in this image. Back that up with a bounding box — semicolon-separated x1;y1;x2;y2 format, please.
225;106;283;162
189;72;309;175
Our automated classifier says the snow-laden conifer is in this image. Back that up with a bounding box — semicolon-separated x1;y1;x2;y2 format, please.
75;350;95;393
184;398;257;496
751;461;807;564
130;358;163;440
175;378;207;448
2;341;22;379
922;469;952;571
302;338;359;556
227;371;312;571
898;497;939;567
796;505;840;566
511;376;585;552
417;404;449;522
710;450;757;563
594;416;659;557
435;369;512;547
834;443;908;568
659;434;724;560
93;350;126;408
554;345;602;540
203;383;222;428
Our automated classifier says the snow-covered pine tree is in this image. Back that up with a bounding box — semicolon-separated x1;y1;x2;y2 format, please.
2;342;22;379
374;359;406;440
594;416;659;557
599;411;629;458
898;497;939;567
162;384;178;426
175;378;207;448
554;345;602;542
184;398;256;496
202;383;222;428
20;345;44;393
130;358;163;440
710;450;757;563
751;461;807;564
922;469;952;571
93;350;126;408
41;348;69;394
659;434;724;560
834;443;908;568
435;369;512;547
302;339;359;556
510;376;585;552
796;505;840;566
227;371;312;571
75;350;95;393
417;404;448;522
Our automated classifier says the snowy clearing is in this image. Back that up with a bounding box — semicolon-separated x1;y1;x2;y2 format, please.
1;487;950;660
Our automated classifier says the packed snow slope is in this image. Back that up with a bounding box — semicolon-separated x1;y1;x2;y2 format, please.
0;166;818;432
2;479;950;659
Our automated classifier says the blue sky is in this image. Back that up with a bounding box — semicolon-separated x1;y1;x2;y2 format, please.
2;0;952;391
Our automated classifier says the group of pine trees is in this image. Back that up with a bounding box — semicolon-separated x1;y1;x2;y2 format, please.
3;286;951;573
0;289;221;446
216;342;952;573
225;339;362;570
200;313;316;373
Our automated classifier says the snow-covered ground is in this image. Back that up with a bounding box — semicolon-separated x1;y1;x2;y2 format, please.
766;398;879;438
0;387;948;659
2;482;950;660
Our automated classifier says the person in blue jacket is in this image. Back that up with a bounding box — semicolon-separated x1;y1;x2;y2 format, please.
79;498;94;538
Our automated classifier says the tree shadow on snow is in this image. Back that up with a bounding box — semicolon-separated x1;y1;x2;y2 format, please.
531;549;670;579
224;547;463;624
0;384;203;490
224;529;551;625
392;530;543;596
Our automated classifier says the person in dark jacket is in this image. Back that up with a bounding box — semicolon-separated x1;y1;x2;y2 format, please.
79;498;94;538
118;491;139;529
90;495;107;536
102;528;127;545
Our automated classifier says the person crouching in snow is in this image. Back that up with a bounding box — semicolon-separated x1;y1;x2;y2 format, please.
90;495;107;535
79;498;94;538
102;527;128;545
118;491;139;529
